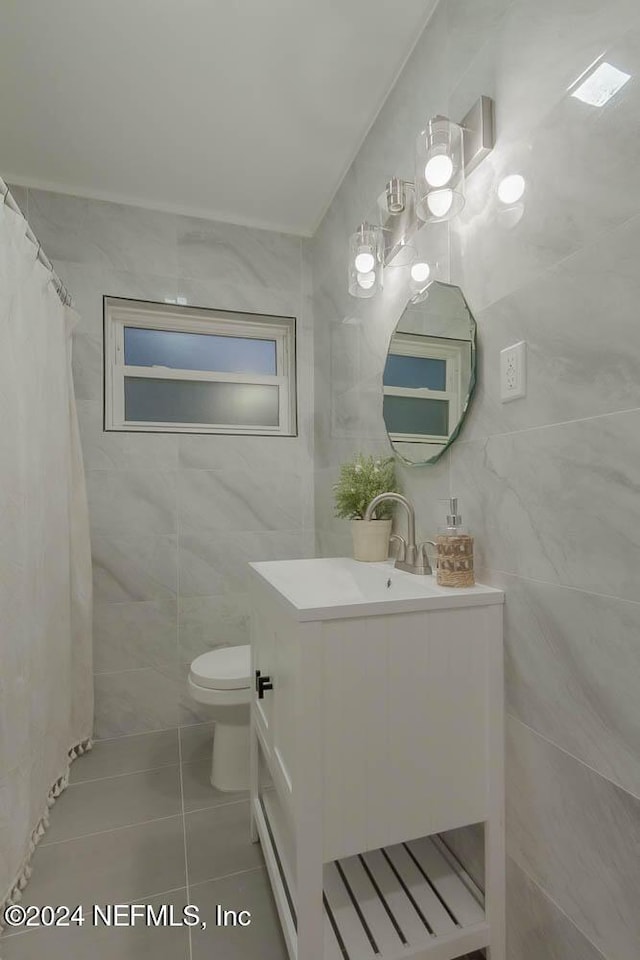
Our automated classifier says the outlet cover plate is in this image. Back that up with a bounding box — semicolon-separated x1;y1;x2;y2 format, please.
500;340;527;402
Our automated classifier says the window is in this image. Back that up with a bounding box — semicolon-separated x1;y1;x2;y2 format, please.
383;334;468;444
104;298;297;435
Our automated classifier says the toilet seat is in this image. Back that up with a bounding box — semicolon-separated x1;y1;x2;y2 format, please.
189;644;251;691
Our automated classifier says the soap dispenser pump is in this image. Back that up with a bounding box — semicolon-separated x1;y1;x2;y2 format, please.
435;497;475;587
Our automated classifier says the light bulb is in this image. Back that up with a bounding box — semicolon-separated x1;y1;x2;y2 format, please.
497;174;526;205
357;271;376;290
426;189;453;219
354;250;375;273
410;261;431;283
425;154;453;188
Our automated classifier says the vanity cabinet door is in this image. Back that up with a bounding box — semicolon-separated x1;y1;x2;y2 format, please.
251;602;276;742
250;582;302;807
319;605;497;861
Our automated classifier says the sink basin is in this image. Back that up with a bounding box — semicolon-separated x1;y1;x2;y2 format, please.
249;557;503;621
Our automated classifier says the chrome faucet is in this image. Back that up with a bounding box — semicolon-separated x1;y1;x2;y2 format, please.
364;492;434;575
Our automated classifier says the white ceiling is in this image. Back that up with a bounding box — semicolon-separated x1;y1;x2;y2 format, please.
0;0;437;235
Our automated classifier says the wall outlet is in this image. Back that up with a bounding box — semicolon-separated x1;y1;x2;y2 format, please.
500;341;527;402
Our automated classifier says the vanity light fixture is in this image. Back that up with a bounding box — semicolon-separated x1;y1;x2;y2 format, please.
415;97;495;223
347;96;494;298
348;222;383;298
569;60;631;107
415;116;465;222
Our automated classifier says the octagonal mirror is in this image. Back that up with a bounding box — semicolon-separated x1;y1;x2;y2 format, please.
382;281;476;465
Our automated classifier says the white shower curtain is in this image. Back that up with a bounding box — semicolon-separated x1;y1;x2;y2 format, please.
0;200;93;911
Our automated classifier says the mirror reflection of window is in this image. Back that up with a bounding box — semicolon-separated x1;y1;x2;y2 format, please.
381;283;476;465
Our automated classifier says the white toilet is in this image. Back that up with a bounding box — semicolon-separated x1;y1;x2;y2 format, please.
188;644;251;792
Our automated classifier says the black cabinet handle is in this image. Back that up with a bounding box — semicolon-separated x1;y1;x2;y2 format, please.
257;675;273;699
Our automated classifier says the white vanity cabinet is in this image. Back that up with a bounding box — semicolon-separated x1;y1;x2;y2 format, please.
249;558;505;960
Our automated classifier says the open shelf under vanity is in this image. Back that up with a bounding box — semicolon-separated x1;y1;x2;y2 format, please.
255;791;488;960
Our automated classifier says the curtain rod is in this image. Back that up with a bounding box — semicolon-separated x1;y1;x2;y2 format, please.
0;176;72;307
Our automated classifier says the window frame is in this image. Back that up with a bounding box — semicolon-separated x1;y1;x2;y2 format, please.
103;297;297;436
383;334;465;444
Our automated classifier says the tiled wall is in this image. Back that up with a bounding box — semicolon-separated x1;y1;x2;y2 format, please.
309;0;640;958
12;187;314;740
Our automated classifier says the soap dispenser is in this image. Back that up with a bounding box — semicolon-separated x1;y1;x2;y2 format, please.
435;498;475;587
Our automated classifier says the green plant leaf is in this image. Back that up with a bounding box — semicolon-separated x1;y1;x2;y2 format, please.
333;453;399;520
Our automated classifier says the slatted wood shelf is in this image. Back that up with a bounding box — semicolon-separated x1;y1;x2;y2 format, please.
255;795;489;960
323;837;486;960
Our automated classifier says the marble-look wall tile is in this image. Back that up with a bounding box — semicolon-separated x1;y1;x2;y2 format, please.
86;470;177;537
175;216;301;290
178;594;251;662
94;667;179;738
461;213;640;442
93;600;177;674
178;433;312;474
178;661;215;726
314;528;352;559
91;535;177;603
487;571;640;799
52;260;105;334
451;18;640;312
77;401;179;472
178;529;313;598
177;468;311;536
507;716;640;960
506;856;606;960
71;329;103;402
99;265;305;323
450;410;640;602
27;189;178;275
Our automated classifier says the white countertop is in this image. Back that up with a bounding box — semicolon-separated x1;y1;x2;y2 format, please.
249;557;504;622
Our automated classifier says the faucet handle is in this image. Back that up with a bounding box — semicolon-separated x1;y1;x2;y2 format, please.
389;534;407;562
417;540;437;575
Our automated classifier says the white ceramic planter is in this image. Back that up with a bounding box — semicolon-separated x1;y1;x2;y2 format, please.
350;519;392;562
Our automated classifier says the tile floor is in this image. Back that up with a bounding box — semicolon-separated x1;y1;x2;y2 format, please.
2;724;487;960
1;724;287;959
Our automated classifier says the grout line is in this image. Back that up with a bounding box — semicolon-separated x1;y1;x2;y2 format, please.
507;714;640;804
453;403;640;446
478;565;640;609
181;796;248;817
475;197;640;320
188;864;267;891
507;853;608;960
38;813;184;848
92;722;211;744
69;761;180;787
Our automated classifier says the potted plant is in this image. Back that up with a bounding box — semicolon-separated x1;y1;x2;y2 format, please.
333;454;398;562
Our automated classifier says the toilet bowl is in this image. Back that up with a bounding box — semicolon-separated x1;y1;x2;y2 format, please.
188;645;251;792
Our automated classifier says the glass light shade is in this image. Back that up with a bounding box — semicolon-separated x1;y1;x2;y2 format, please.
354;250;375;273
356;271;376;289
415;116;465;222
348;223;383;298
425;154;454;188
